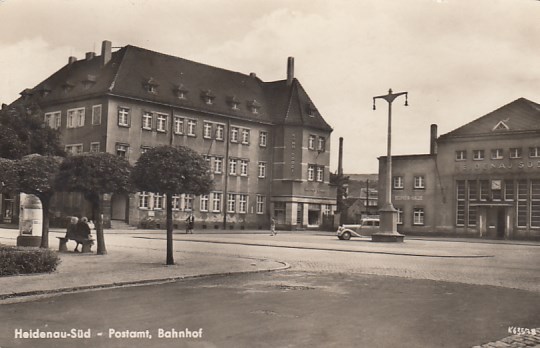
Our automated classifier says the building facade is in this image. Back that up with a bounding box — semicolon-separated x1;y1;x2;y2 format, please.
379;98;540;240
11;41;336;230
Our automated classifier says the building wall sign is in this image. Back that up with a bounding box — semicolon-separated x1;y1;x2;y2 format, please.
394;195;423;201
458;160;540;172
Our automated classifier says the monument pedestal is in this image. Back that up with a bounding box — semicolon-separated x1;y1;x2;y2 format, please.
372;205;404;243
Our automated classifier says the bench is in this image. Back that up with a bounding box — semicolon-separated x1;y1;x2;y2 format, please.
57;237;94;253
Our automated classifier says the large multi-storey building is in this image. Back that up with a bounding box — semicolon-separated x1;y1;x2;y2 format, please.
378;98;540;240
9;40;336;230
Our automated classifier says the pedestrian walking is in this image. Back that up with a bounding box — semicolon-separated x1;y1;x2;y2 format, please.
270;217;276;236
186;213;195;234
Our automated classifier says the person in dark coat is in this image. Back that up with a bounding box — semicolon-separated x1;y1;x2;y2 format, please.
73;217;91;252
186;213;194;234
65;216;79;240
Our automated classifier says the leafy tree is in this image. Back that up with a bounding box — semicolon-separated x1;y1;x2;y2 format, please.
0;102;65;159
0;158;17;193
131;146;213;265
56;153;132;255
15;155;63;248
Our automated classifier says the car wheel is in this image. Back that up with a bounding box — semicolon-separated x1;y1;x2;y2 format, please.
342;232;351;240
337;235;343;240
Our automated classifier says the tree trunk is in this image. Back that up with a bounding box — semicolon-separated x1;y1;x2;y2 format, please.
94;194;107;255
39;196;50;249
166;193;174;265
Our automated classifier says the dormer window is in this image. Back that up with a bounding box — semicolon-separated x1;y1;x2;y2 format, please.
19;88;34;101
306;103;317;117
173;84;189;99
62;81;75;93
248;99;261;114
38;85;52;97
82;74;97;89
143;77;159;94
228;96;241;110
201;90;215;105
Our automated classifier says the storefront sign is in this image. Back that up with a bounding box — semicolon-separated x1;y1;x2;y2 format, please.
459;160;540;172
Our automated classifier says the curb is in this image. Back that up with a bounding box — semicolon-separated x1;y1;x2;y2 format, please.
0;260;290;302
138;237;494;259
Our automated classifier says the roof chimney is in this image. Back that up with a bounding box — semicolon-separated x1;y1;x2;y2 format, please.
287;57;294;86
85;52;95;60
68;56;77;65
101;40;112;66
430;124;438;155
249;72;257;78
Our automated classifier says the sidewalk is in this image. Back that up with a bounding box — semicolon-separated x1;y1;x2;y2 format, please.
0;228;288;302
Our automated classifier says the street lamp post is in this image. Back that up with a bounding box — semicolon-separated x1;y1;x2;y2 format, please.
372;88;408;242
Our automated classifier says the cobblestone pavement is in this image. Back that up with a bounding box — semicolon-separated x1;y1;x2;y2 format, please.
473;328;540;348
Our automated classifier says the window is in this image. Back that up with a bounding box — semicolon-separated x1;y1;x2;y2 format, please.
140;146;151;154
414;176;425;189
240;160;248;176
92;105;102;125
214;157;223;174
65;144;83;155
184;194;193;211
44;111;61;129
509;148;522;159
187;119;197;136
230;127;239;143
468;182;477;226
139;192;149;209
238;194;247;213
473;150;484;160
142;112;153;130
413;208;425;225
202;155;211;169
456;181;465;226
216;124;224;141
241;129;250;144
116;144;129;158
308;135;316;150
491;148;503;160
396;207;403;225
532;180;540;228
259;131;267;147
529;147;540;158
468;180;477;201
156;113;167;132
318;137;325;152
324;204;332;216
212;193;222;212
227;194;236;213
203;122;212;139
316;166;324;182
393;176;404;189
67;107;85;128
491;180;502;201
90;142;100;153
174;116;184;134
118;107;130;127
504;180;514;201
172;195;181;210
258;162;266;178
256;195;264;214
308;165;315;181
455;150;466;161
229;159;237;175
200;194;209;212
517;180;528;227
479;180;489;201
154;193;164;210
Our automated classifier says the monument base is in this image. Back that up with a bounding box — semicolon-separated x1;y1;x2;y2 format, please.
17;235;41;247
371;232;405;243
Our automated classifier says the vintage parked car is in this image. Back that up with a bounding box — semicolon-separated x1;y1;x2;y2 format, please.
336;218;380;240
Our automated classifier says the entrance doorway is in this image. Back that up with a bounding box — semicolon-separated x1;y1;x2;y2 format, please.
111;194;128;221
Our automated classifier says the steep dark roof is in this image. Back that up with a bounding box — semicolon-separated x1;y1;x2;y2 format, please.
439;98;540;139
15;44;332;131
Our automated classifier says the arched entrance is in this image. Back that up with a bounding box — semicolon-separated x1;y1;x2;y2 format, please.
111;194;128;222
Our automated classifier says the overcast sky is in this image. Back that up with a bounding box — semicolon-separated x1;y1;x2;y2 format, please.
1;0;539;173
